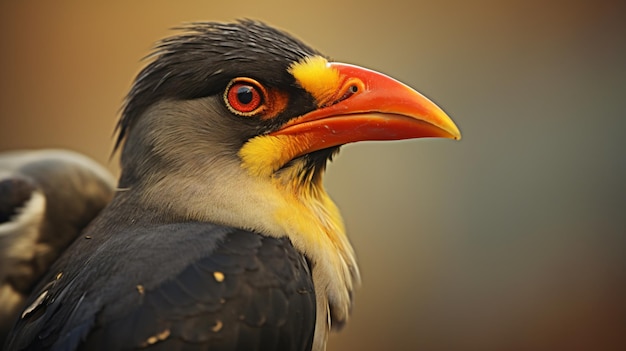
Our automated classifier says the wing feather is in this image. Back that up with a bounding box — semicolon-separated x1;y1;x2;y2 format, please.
5;223;315;351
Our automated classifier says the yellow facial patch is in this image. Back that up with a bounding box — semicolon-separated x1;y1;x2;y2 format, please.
239;134;314;178
289;56;343;107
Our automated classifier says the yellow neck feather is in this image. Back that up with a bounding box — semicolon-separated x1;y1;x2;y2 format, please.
270;159;360;351
239;136;360;351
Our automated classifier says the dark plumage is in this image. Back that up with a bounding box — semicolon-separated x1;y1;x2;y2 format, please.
8;218;315;350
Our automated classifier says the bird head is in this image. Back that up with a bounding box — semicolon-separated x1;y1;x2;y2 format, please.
113;20;460;345
115;20;459;208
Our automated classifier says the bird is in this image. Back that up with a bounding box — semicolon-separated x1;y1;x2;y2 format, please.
4;20;460;351
0;150;115;345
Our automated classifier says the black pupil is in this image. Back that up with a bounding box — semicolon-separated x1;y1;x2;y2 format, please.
237;86;254;104
350;85;358;93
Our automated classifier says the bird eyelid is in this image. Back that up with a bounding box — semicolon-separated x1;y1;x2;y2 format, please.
224;77;268;117
223;77;289;120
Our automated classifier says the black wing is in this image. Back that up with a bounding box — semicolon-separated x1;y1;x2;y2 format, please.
5;222;315;351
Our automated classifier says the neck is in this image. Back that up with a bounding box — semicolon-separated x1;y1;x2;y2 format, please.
272;159;361;351
130;152;359;351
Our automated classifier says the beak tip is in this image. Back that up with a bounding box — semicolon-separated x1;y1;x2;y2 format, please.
440;118;462;141
452;130;462;141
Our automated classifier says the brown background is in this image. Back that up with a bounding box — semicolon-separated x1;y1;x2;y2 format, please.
1;1;625;350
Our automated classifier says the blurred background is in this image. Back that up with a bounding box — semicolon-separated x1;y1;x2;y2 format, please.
1;0;625;350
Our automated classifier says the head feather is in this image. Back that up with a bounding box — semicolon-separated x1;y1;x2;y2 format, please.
115;20;322;151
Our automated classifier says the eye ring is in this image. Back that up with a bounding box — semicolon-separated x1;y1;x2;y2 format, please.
224;78;268;117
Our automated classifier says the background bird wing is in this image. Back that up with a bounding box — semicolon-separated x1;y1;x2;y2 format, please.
5;223;316;351
0;149;115;346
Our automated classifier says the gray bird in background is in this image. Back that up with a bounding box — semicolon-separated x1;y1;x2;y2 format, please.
0;149;115;344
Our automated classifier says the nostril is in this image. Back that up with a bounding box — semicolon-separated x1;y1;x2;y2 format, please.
334;83;360;105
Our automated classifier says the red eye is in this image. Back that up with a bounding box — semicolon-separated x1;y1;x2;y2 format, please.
224;78;266;116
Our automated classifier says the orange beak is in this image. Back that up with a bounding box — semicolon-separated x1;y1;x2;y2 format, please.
272;62;461;156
